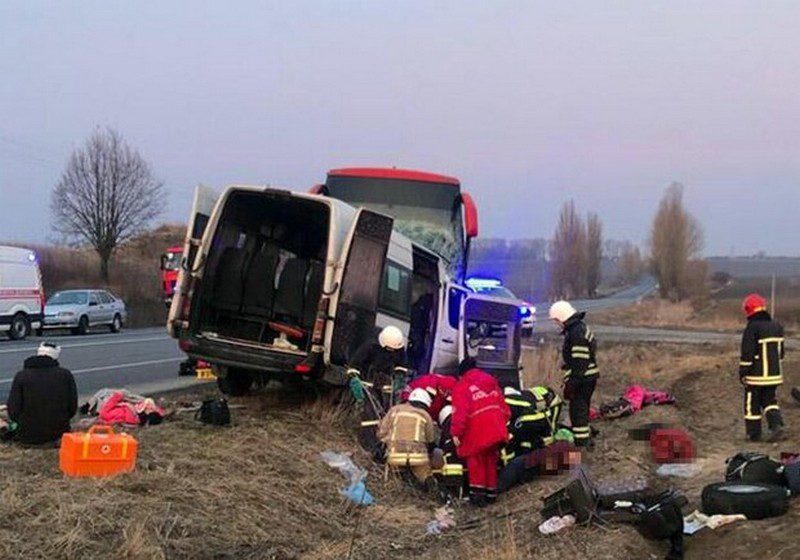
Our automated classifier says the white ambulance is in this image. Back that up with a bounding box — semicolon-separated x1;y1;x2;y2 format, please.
0;246;44;340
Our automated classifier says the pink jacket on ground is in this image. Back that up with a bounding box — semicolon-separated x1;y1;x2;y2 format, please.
98;391;140;425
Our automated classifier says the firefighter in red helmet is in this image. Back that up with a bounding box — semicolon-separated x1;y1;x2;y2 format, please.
739;293;786;442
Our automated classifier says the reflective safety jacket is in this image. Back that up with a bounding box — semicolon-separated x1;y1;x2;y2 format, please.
503;387;562;460
561;313;599;380
377;403;437;466
739;311;785;387
436;416;466;481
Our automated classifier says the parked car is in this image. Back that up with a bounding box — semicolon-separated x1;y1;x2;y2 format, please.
466;278;536;337
0;245;44;340
42;289;127;335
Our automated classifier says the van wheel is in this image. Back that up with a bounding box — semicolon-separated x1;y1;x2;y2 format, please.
217;369;253;396
110;314;122;333
72;315;89;336
8;313;30;340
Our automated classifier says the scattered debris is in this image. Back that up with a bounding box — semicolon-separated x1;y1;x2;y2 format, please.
320;451;374;506
426;506;456;535
656;463;703;478
683;510;746;535
538;514;576;535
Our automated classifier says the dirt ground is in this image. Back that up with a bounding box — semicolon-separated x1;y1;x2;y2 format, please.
0;342;799;559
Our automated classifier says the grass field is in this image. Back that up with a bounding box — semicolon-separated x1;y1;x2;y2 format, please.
1;341;798;559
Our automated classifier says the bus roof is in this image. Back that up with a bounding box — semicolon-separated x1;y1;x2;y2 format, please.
327;167;460;186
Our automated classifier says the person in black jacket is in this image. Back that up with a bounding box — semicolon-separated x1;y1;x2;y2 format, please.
739;294;785;442
549;300;599;447
6;342;77;445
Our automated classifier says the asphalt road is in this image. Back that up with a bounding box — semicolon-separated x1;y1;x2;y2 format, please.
0;327;202;401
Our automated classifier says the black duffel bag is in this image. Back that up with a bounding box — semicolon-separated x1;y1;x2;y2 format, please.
725;451;785;486
196;398;231;426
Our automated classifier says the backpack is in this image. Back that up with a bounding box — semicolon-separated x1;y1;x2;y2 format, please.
725;452;785;486
196;399;231;426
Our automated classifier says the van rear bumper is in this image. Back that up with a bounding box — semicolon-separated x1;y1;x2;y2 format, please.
182;334;310;374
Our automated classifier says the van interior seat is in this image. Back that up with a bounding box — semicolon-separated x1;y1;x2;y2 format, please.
302;260;325;327
274;258;310;326
214;247;249;313
241;243;280;317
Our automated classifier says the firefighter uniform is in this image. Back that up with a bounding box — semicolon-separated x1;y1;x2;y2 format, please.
557;308;599;447
739;302;785;441
502;387;561;463
377;397;437;484
435;406;467;499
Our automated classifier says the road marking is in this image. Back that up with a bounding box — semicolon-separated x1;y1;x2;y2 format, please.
0;336;172;355
0;357;185;384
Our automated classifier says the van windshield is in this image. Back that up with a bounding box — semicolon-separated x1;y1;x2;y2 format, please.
48;291;88;305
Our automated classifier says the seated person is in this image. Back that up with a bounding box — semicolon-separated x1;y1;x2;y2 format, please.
6;343;77;445
377;388;438;490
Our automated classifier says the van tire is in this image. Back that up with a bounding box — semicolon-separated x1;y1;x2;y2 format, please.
72;315;89;336
8;313;30;340
110;314;122;333
702;482;790;520
217;369;253;396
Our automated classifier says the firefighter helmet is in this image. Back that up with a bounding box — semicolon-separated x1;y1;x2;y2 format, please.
378;326;405;350
439;405;453;425
549;300;577;323
408;388;433;408
743;293;767;317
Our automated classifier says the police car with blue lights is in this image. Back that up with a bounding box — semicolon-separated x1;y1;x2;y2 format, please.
466;278;536;337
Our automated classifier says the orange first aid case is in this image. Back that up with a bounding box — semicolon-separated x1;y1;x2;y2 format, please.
59;425;138;477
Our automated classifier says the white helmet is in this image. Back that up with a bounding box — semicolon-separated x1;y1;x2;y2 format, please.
549;300;577;323
408;388;432;408
439;405;453;425
504;386;522;396
378;325;405;350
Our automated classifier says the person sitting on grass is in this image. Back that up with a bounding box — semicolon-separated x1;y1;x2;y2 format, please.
5;342;77;446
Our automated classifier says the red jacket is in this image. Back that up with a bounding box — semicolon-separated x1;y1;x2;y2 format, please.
401;373;458;419
450;368;510;458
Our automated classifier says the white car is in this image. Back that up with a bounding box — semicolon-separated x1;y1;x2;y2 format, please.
466;278;536;337
0;245;44;340
42;289;127;335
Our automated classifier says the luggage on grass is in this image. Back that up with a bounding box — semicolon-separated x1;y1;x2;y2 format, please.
59;425;137;477
725;451;785;486
701;482;790;520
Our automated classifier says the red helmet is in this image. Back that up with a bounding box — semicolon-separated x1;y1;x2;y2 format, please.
743;293;767;317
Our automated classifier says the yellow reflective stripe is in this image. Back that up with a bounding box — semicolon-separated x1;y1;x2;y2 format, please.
746;391;753;417
571;353;591;359
574;432;590;439
739;361;753;366
764;404;780;413
572;426;590;433
359;380;374;388
563;370;572;378
520;442;532;449
347;368;360;376
744;414;762;420
360;420;380;427
381;385;393;393
518;413;547;422
394;366;410;372
572;345;590;352
758;337;785;344
505;399;533;408
744;376;783;386
542;436;554;446
586;330;595;341
586;368;599;375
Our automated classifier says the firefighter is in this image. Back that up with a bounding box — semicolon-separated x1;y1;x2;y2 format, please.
549;300;599;447
435;405;467;500
377;388;438;489
401;372;458;421
739;293;786;442
451;357;511;506
503;387;562;458
348;326;410;457
527;386;564;441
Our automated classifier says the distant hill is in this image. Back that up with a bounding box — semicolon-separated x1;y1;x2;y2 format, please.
707;256;800;278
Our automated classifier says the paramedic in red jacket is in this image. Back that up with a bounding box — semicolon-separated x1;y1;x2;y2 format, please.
401;373;458;420
451;357;511;506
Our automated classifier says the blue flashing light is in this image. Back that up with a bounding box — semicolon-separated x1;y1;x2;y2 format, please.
519;306;531;317
466;277;502;290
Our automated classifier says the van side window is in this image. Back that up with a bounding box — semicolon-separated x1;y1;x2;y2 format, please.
448;287;466;329
378;260;411;318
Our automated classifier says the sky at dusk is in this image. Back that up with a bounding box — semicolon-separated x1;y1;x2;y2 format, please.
2;1;799;255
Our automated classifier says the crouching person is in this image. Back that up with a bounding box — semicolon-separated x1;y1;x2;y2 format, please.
451;358;510;506
377;388;438;491
6;343;77;446
434;405;468;500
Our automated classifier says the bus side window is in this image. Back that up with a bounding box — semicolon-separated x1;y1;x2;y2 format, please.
448;287;466;329
378;260;411;319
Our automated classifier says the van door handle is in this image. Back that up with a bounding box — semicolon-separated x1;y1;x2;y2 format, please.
441;337;454;344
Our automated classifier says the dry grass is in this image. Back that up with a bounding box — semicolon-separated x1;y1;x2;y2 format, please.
10;224;184;328
1;343;799;559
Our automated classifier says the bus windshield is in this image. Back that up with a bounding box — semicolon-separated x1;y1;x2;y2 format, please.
325;176;465;274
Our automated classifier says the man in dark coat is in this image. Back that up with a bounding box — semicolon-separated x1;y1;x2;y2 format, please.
6;342;77;445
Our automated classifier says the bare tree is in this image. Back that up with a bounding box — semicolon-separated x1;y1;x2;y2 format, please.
649;183;704;300
52;127;164;281
618;245;645;285
549;200;587;299
586;212;603;297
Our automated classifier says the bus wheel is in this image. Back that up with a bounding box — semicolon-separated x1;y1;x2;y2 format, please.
217;368;253;396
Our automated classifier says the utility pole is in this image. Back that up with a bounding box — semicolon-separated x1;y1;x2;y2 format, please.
770;274;776;318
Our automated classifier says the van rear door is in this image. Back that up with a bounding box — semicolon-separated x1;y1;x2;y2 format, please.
168;185;219;337
459;294;524;389
327;209;394;366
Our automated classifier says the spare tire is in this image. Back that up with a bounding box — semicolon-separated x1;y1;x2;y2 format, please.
702;482;790;520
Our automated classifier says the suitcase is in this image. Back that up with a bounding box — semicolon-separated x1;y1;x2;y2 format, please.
59;425;138;477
